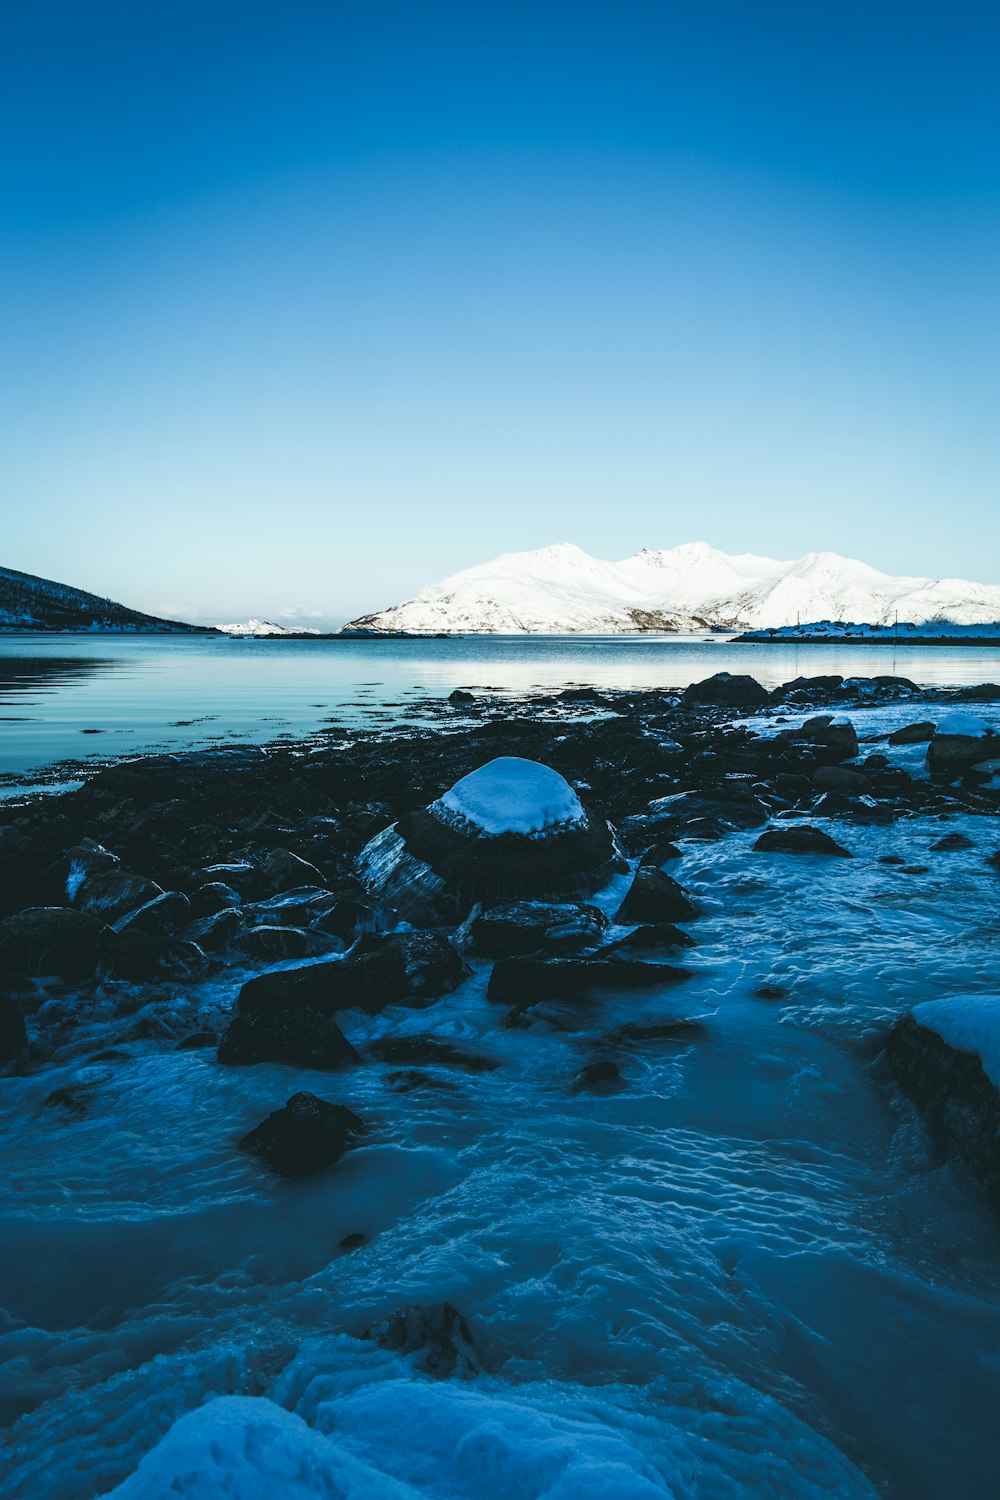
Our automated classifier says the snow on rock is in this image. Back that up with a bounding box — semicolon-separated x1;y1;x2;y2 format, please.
432;757;585;836
935;711;989;739
343;541;1000;634
910;996;1000;1091
104;1395;415;1499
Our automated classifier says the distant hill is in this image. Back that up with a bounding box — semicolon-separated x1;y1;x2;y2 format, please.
0;565;211;632
344;541;1000;634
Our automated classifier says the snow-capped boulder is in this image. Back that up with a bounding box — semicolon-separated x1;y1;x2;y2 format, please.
886;996;1000;1196
357;757;624;925
927;712;995;775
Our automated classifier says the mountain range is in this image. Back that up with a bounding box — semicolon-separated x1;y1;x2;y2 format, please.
344;542;1000;634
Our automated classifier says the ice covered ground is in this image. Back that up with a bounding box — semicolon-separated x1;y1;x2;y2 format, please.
1;702;999;1498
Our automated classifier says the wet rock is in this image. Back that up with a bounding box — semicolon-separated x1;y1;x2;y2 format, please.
615;867;699;925
218;1007;361;1069
309;896;385;944
357;757;624;926
798;715;859;761
189;882;242;917
879;854;907;865
888;721;935;745
927;712;995;777
176;1029;218;1050
638;840;684;867
753;985;788;1000
113;890;192;938
73;868;163;924
770;674;845;703
898;865;929;876
385;1069;458;1093
812;765;869;793
239;1091;365;1177
239;924;335;961
63;839;120;898
930;833;974;852
0;997;27;1070
602;923;697;953
367;1035;498;1072
457;900;608;957
753;825;852;857
200;861;258;896
886;1007;1000;1197
364;1302;479;1378
448;689;475;705
603;1017;707;1045
0;907;106;980
189;907;245;952
340;1232;366;1251
487;956;693;1006
683;673;768;707
570;1059;625;1094
987;851;1000;873
243;887;338;928
260;848;327;894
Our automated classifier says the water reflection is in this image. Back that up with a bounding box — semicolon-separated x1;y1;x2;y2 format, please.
0;655;116;699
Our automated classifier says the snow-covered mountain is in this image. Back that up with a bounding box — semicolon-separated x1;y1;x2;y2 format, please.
345;541;1000;634
216;619;322;636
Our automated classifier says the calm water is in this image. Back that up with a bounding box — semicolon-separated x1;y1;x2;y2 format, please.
1;632;998;781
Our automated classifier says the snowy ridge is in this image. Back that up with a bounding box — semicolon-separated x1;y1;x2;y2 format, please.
216;618;322;636
345;541;1000;635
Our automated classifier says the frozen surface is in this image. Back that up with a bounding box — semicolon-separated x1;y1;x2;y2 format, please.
2;701;1000;1499
433;758;585;836
912;996;1000;1090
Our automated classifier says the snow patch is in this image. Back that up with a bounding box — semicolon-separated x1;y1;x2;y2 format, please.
911;995;1000;1091
935;712;989;739
432;757;585;836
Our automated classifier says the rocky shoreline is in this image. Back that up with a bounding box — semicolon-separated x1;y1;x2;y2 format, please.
1;668;999;1192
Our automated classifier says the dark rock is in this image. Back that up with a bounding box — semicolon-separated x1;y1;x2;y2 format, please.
364;1302;479;1378
812;765;869;793
240;925;335;961
987;851;1000;873
638;840;684;867
888;721;935;745
448;689;475;705
603;1017;707;1045
189;882;242;917
770;675;845;703
753;985;788;1000
602;923;697;954
239;1091;365;1177
798;715;859;761
879;854;907;865
488;956;693;1006
309;896;385;945
753;825;852;857
0;997;27;1069
571;1059;625;1093
368;1035;498;1072
683;673;768;708
898;865;929;876
385;1069;458;1093
0;907;106;980
928;718;995;777
886;1012;1000;1197
340;1232;366;1251
176;1029;218;1050
930;833;975;852
243;887;338;928
458;900;608;957
189;907;245;951
260;848;328;894
615;867;699;925
113;891;192;938
73;869;163;924
218;1008;361;1069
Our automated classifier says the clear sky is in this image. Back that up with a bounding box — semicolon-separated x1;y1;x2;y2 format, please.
2;1;998;625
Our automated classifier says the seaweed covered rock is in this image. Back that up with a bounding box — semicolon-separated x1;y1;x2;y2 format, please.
357;756;624;925
239;1091;365;1176
886;998;1000;1197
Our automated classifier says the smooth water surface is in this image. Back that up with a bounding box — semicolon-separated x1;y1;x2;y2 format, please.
2;633;999;781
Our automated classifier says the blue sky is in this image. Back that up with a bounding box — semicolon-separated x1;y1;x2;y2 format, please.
2;1;998;624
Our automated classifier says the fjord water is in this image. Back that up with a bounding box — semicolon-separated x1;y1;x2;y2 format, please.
2;631;999;781
2;638;1000;1498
